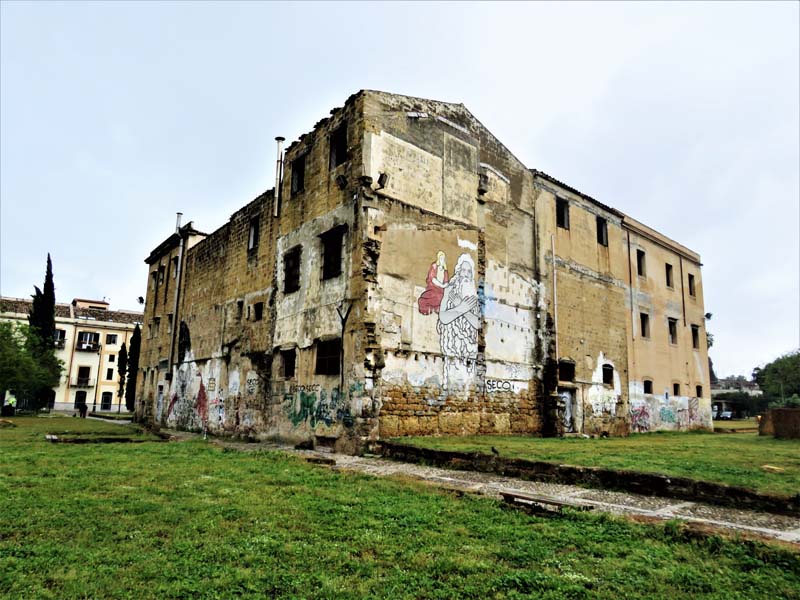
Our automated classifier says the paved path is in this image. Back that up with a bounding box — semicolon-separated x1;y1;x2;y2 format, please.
165;430;800;544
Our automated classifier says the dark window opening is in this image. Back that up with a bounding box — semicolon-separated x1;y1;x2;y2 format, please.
248;217;260;252
668;318;678;344
558;359;575;382
665;263;674;288
237;300;244;321
281;349;296;379
106;368;114;381
54;329;66;348
636;249;646;277
315;338;341;375
556;198;570;230
696;385;703;398
596;216;608;246
320;225;347;280
644;379;653;394
673;383;681;396
688;273;696;296
74;390;87;409
640;312;650;338
253;302;264;322
101;392;113;411
158;265;165;284
602;364;614;386
106;334;117;345
329;123;348;169
291;154;306;195
283;246;302;294
691;325;700;349
172;256;179;278
109;354;115;363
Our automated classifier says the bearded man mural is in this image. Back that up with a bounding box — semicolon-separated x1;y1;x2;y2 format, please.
437;253;481;390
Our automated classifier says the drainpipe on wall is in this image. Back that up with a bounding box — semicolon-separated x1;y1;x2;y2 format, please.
551;234;559;360
273;137;285;218
167;213;184;378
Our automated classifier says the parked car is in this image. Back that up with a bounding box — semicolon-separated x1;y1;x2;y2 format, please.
719;410;733;420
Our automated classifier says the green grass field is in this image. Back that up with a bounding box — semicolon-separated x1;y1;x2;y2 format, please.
713;418;759;430
398;432;800;497
1;417;798;599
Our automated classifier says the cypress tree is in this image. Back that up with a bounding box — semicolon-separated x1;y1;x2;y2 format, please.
117;342;128;412
29;254;56;348
125;325;141;412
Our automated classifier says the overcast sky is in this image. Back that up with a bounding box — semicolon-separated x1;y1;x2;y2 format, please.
1;1;797;377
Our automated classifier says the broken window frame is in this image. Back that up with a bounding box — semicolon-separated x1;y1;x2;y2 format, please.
320;225;347;281
665;263;674;288
247;217;260;253
602;364;614;386
315;338;342;376
556;198;570;230
640;312;650;339
283;246;302;294
290;153;306;195
329;123;348;170
281;348;296;379
558;359;576;382
636;249;646;277
596;216;608;247
667;317;678;345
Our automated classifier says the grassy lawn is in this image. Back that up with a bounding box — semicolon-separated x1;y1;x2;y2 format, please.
397;432;800;497
1;417;798;599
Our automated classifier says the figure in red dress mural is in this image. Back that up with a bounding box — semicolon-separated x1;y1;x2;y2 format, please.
417;251;449;315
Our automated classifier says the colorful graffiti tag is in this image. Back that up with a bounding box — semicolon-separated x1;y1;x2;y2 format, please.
630;404;650;432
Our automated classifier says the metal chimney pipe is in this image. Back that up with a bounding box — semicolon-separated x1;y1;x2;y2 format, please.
175;212;183;233
273;136;285;217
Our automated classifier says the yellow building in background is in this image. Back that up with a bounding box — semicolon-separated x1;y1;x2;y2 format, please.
0;297;143;413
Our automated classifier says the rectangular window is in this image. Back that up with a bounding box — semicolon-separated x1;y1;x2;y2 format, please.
691;324;700;349
558;360;575;382
109;354;115;363
281;349;296;379
643;379;653;394
556;198;570;230
77;366;91;387
101;392;113;411
668;318;678;345
158;265;165;284
291;154;306;195
154;317;161;338
329;123;348;169
665;263;674;288
106;334;118;345
248;217;260;252
688;273;696;296
253;302;264;322
636;249;646;277
106;368;114;381
315;338;341;375
167;314;173;334
696;385;703;398
320;225;347;280
596;216;608;246
237;300;244;321
673;383;681;397
172;256;179;278
54;329;66;349
640;313;650;338
602;364;614;386
283;246;302;294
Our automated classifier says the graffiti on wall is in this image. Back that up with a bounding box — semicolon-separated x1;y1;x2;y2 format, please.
485;379;513;393
630;404;650;432
418;251;480;389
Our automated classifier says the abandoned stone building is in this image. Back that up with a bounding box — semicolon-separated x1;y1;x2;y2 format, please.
136;90;712;451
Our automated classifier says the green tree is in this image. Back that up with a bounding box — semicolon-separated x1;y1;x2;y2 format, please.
117;342;128;412
125;325;141;412
0;322;61;409
753;350;800;405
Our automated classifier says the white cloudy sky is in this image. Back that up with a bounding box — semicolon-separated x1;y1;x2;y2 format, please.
1;1;797;377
